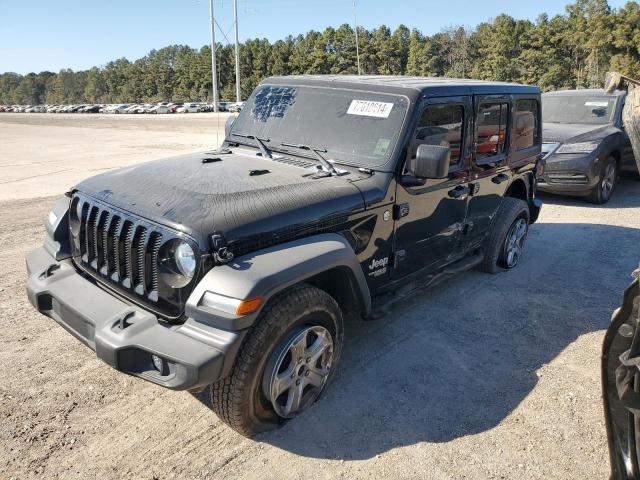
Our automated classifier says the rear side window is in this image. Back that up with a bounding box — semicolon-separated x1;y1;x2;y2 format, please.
515;99;539;150
409;104;464;167
476;102;509;161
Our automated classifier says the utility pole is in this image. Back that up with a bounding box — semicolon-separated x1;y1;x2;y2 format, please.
208;0;218;112
233;0;241;102
353;0;361;75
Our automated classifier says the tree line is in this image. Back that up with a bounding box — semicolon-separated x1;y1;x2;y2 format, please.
1;0;639;105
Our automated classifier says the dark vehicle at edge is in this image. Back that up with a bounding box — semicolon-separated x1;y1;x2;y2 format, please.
602;72;640;480
26;75;542;436
539;88;638;204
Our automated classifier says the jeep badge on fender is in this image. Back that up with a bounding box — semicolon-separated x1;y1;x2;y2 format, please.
26;75;542;436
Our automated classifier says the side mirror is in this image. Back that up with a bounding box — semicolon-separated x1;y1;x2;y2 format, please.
225;115;238;139
410;144;451;179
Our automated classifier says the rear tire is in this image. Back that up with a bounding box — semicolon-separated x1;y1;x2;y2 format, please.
480;197;530;274
588;156;617;204
211;284;343;437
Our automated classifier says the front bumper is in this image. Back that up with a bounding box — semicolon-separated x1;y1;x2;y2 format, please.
537;152;600;195
26;247;245;391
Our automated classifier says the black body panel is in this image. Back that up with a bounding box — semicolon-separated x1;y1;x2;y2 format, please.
76;150;366;250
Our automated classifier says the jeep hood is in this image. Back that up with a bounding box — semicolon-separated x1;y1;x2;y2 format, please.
75;151;366;248
542;122;617;144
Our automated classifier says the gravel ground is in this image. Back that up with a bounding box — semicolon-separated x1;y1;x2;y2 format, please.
1;113;639;479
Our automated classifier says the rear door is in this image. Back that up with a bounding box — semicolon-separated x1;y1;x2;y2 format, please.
392;96;472;279
465;96;512;248
464;95;541;249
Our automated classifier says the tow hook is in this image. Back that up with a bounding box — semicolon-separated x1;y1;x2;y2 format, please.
39;263;60;279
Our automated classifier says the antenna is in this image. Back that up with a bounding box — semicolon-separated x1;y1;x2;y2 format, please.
353;0;361;75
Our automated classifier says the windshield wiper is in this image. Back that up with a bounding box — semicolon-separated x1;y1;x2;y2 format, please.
280;142;337;175
232;132;273;158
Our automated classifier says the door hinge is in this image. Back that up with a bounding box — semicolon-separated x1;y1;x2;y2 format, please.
393;203;410;220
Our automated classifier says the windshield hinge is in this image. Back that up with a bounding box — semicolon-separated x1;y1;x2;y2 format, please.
210;232;235;265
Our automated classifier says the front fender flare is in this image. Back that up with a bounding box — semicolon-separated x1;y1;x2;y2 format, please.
185;233;371;331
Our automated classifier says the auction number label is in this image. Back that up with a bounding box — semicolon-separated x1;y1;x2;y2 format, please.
347;100;394;118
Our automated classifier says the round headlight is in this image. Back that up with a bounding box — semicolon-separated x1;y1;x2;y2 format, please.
174;241;196;278
69;197;81;238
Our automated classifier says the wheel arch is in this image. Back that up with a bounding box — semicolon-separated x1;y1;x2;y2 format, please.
503;174;541;223
504;177;529;202
609;149;621;167
185;233;372;331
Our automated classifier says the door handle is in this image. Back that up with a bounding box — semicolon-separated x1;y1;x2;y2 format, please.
492;173;509;184
448;185;470;200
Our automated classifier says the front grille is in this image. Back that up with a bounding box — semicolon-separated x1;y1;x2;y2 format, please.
546;173;588;185
70;193;198;318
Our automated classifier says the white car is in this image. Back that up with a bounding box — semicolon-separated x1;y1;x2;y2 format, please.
228;102;244;113
108;104;130;114
146;103;172;114
176;102;202;113
124;104;142;114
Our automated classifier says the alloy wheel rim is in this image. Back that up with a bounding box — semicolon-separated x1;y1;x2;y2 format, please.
503;218;528;268
264;325;334;419
601;163;615;199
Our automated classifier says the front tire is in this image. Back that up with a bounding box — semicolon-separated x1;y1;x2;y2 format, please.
480;197;530;274
588;156;617;204
211;284;343;437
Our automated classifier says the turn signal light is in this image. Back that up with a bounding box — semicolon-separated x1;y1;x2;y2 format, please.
235;297;263;316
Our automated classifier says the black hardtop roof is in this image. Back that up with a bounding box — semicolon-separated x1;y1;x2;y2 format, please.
543;88;626;97
263;75;540;99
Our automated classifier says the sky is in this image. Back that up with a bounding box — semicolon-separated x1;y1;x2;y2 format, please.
0;0;631;74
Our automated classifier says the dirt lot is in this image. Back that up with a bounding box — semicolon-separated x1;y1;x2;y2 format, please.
1;113;639;479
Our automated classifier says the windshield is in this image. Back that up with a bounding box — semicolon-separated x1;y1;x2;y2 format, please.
542;94;618;125
229;85;409;167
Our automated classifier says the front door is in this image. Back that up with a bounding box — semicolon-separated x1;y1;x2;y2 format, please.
392;96;472;279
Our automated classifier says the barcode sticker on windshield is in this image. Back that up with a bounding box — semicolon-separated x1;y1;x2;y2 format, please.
585;101;609;107
347;100;394;118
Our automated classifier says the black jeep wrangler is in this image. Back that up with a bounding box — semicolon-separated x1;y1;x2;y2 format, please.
27;75;542;436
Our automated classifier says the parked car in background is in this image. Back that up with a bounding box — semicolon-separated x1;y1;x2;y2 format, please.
228;101;243;113
176;102;201;113
109;104;130;114
169;102;183;113
146;103;172;114
539;88;638;204
124;104;142;114
135;104;154;114
82;105;102;113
